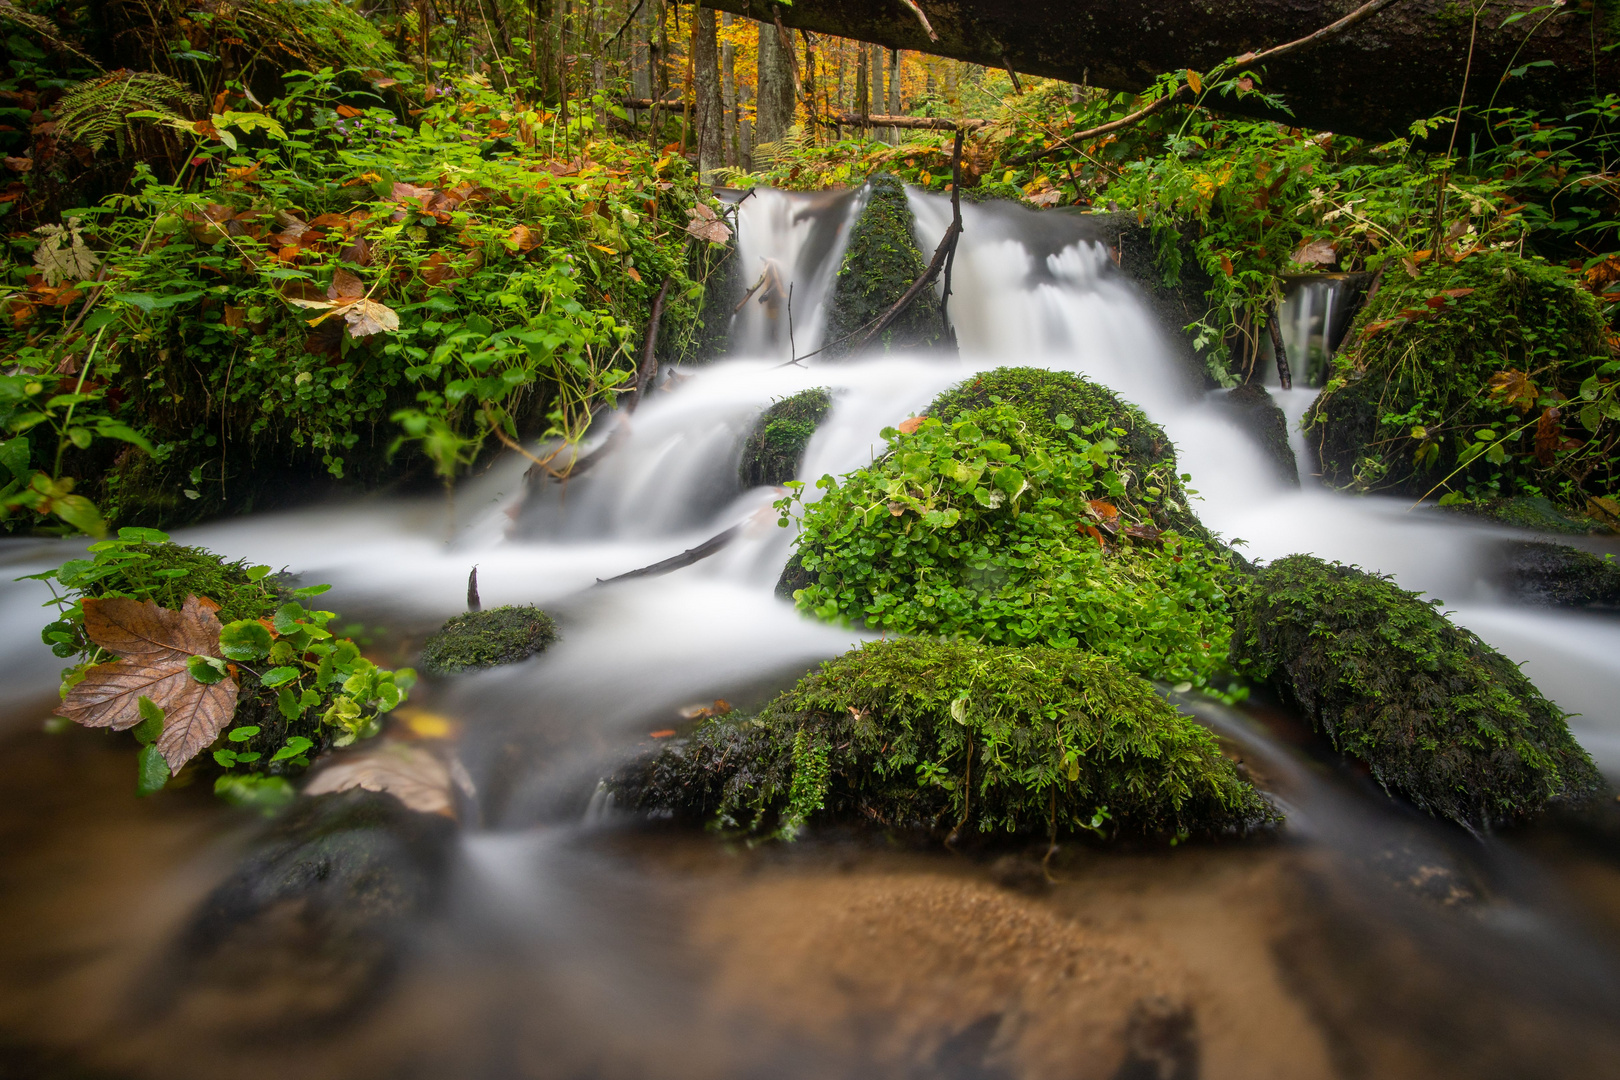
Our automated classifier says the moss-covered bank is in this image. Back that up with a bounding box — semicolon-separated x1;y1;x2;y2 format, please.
739;388;832;487
780;368;1238;694
823;174;946;356
612;638;1278;843
1230;554;1602;829
418;605;558;675
1305;249;1617;507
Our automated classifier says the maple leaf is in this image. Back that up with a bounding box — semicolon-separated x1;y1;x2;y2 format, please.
286;270;400;339
1487;369;1539;413
303;741;462;817
56;595;238;773
1292;239;1337;266
685;203;732;244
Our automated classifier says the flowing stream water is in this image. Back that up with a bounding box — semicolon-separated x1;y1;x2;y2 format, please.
1;187;1619;1079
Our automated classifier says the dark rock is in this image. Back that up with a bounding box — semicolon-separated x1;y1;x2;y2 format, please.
1488;540;1620;609
739;387;832;488
1112;998;1199;1080
1086;212;1219;393
824;173;947;357
418;604;557;676
1231;554;1604;830
1215;383;1299;486
1440;494;1609;535
158;790;456;1030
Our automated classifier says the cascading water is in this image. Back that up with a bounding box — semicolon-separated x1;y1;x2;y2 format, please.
1;182;1617;1079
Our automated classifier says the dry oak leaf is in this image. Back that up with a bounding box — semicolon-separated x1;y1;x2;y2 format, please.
56;595;238;774
303;741;459;818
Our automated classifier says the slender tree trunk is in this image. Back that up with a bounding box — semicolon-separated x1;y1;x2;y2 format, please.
721;11;737;166
885;47;899;140
854;38;868;120
755;16;795;145
800;30;817;146
695;6;723;178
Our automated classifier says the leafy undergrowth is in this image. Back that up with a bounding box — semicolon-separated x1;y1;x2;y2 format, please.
33;528;413;809
418;604;558;675
739;387;831;488
1306;248;1618;511
1230;554;1602;830
0;72;729;536
779;368;1239;696
611;638;1278;844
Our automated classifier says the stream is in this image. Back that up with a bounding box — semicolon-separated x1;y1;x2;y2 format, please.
1;187;1618;1079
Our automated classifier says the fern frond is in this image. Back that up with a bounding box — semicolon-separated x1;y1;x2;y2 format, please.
56;70;203;155
752;124;815;167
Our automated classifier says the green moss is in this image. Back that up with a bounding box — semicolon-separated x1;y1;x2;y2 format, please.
1305;249;1616;506
73;540;279;625
612;638;1278;842
1230;554;1603;829
823;173;944;356
1440;494;1606;534
418;605;558;675
739;387;832;487
782;370;1238;695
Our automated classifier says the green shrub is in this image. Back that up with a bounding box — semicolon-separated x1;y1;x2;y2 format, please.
1305;249;1617;507
1230;554;1603;829
779;370;1237;695
418;605;558;675
612;638;1278;842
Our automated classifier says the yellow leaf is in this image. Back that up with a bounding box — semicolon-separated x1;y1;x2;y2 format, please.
1186;69;1202;94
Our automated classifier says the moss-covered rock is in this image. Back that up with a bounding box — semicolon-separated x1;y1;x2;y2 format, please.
1230;554;1603;829
1215;382;1299;486
1488;540;1620;609
739;387;831;487
1305;249;1617;506
612;638;1278;843
418;604;557;675
823;173;945;356
780;369;1240;695
1439;493;1610;534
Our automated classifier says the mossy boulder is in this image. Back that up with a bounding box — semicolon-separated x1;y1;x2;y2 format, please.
418;605;557;675
739;387;831;487
1488;540;1620;609
1304;249;1616;505
1230;554;1603;829
611;638;1278;843
823;173;946;356
779;369;1239;695
1439;493;1610;534
1215;382;1299;486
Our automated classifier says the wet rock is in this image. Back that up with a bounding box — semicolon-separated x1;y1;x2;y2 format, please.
158;790;455;1030
1442;493;1610;535
1488;540;1620;609
418;604;557;676
739;387;832;487
824;173;948;357
1214;382;1299;486
611;638;1279;844
1087;213;1219;393
1112;998;1199;1080
1230;554;1603;830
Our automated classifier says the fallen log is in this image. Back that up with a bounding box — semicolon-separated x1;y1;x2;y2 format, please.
595;525;743;584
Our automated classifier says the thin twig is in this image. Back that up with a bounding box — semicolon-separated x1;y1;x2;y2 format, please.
897;0;939;41
595;524;742;583
1266;304;1292;390
605;0;647;47
625;272;674;413
855;132;965;351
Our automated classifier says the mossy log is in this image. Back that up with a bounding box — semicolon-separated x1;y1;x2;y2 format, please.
739;387;832;487
1231;554;1602;830
418;605;558;675
823;174;947;357
611;638;1278;843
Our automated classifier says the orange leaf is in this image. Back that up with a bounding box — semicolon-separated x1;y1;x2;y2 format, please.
649;729;677;738
1487;369;1539;413
897;416;926;434
1185;69;1202;94
335;104;363;119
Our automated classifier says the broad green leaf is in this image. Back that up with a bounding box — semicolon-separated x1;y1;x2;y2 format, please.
135;744;170;797
260;665;300;688
133;696;164;745
219;619;272;661
187;653;229;684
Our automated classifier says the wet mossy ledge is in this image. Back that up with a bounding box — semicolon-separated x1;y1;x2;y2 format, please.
611;639;1278;844
779;367;1239;696
418;605;558;675
1231;555;1603;830
1305;248;1617;511
739;387;832;488
823;173;947;357
1215;383;1299;486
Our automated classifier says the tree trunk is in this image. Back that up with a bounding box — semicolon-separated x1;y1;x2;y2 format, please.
721;12;738;166
854;38;868;120
695;6;723;178
885;47;899;140
755;16;796;145
687;0;1618;140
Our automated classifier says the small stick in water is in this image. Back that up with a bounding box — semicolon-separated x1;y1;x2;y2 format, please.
467;566;481;612
1266;307;1293;390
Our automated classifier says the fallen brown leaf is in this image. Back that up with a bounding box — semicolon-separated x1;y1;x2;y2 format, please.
303;741;458;817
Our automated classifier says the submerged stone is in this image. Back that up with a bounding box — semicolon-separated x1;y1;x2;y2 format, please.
612;638;1278;843
823;173;946;357
418;604;557;675
1215;382;1299;486
1487;540;1620;610
1230;554;1603;830
739;387;832;487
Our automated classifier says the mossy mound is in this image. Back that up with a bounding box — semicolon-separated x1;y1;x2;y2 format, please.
1489;540;1620;609
823;174;945;356
66;539;280;627
781;370;1239;695
1305;249;1616;506
1216;383;1299;486
1230;554;1603;829
739;388;832;487
612;639;1278;843
418;605;557;675
1439;493;1609;534
928;367;1203;534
